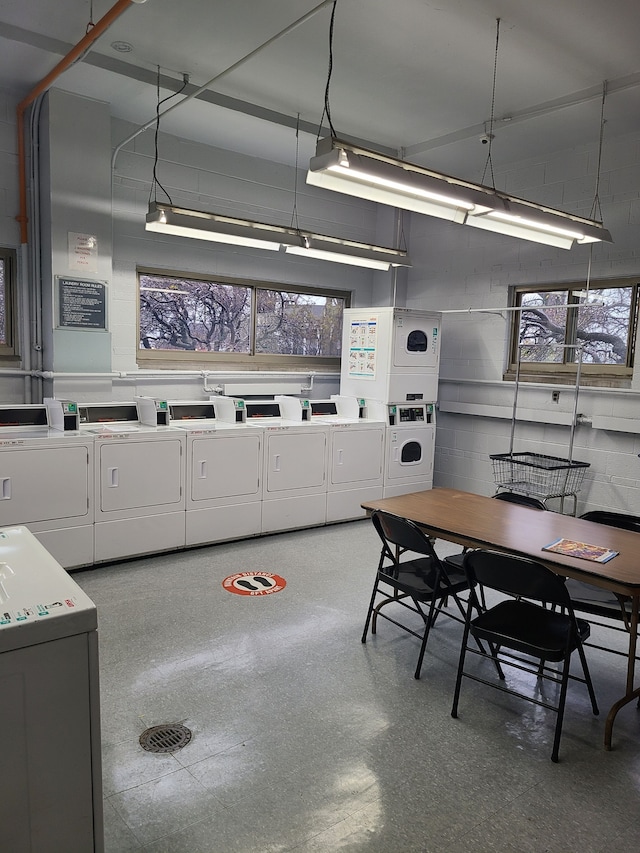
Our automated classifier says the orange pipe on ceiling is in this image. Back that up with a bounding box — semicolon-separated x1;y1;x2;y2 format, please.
16;0;139;244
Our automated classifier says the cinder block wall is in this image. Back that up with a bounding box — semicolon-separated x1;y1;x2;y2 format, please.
407;129;640;514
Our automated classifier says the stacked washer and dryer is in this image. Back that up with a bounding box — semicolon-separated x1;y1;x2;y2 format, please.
338;307;441;498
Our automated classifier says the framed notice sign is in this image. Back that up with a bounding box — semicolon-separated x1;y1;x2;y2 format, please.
56;278;108;330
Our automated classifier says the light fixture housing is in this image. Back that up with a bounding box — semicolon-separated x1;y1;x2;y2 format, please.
145;203;410;270
307;138;613;250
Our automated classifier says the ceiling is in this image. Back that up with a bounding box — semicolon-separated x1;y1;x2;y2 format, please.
2;0;640;182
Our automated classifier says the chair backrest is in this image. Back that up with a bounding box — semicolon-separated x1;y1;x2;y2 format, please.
493;492;546;511
371;510;437;560
463;549;571;609
579;510;640;533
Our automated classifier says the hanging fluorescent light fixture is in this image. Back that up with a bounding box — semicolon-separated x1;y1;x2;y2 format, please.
145;202;410;270
307;138;613;249
146;203;282;251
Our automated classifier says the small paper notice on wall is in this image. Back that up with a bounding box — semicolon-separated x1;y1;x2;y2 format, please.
69;232;98;273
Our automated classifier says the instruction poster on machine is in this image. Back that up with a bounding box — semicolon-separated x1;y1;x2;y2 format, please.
347;317;378;379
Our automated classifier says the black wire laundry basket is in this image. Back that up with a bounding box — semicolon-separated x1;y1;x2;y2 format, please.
491;343;590;513
489;452;590;501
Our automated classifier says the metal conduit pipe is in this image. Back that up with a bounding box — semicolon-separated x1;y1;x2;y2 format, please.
111;0;335;172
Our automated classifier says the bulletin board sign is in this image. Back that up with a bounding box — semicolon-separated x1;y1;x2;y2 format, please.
56;278;108;330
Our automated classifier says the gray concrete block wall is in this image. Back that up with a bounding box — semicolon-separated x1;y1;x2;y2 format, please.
408;127;640;514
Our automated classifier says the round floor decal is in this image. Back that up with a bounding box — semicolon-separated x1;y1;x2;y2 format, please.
222;572;286;596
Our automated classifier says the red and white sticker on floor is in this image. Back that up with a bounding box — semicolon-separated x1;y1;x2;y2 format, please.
222;572;286;596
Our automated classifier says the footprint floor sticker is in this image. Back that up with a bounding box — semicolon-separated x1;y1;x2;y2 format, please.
223;572;286;596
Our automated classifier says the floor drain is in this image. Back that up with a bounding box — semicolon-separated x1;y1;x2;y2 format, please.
139;723;192;754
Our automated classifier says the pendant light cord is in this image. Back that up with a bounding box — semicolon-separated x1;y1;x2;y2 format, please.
481;17;500;187
86;0;95;33
149;67;189;206
290;114;301;231
590;81;608;223
317;0;338;141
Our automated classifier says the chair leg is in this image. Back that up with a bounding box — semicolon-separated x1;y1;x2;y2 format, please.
551;655;572;762
414;597;439;680
361;580;380;643
575;640;599;716
451;618;473;717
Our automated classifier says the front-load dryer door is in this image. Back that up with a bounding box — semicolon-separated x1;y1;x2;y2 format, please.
0;445;90;524
98;439;183;512
330;427;384;486
191;433;261;501
386;428;434;481
392;315;440;370
265;431;326;493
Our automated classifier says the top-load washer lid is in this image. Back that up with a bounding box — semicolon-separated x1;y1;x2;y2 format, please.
310;401;339;418
78;402;141;432
167;401;220;432
169;402;216;421
0;405;51;439
0;525;97;652
245;401;283;424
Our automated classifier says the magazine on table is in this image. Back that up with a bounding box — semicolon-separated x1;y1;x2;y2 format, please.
542;537;619;563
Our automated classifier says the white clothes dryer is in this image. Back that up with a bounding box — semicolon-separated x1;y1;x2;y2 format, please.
162;398;263;547
0;404;94;569
339;306;441;403
245;400;329;534
382;402;436;497
78;402;186;563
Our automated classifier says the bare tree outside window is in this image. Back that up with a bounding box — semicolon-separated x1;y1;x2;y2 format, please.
140;274;251;352
0;259;5;346
513;283;637;375
137;270;348;366
256;290;344;356
0;250;17;356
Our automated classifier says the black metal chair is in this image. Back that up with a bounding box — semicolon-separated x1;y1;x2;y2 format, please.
451;549;599;762
565;511;640;640
362;510;471;679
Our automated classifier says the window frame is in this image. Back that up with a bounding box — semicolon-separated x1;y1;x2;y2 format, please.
136;266;351;371
505;278;639;387
0;248;18;359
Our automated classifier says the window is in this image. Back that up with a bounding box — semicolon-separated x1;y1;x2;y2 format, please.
0;249;17;358
506;279;639;386
138;269;349;369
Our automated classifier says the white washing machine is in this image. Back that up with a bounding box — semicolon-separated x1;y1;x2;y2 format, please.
0;403;94;569
339;307;441;403
78;401;186;563
297;395;385;523
0;525;103;852
155;397;263;547
382;402;436;497
245;399;329;533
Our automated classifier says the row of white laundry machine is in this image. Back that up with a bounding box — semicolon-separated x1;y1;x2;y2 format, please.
0;392;435;570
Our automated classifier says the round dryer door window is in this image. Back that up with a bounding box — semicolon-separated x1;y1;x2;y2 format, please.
406;330;428;352
401;440;422;464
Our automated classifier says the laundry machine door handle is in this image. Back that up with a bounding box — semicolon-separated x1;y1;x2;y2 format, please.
337;449;343;466
198;460;207;479
108;467;119;487
273;454;281;472
0;477;10;500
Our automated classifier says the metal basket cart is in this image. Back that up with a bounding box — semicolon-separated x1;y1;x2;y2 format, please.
491;343;590;515
490;452;589;514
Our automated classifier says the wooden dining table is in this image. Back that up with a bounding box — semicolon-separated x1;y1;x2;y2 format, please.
362;487;640;750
